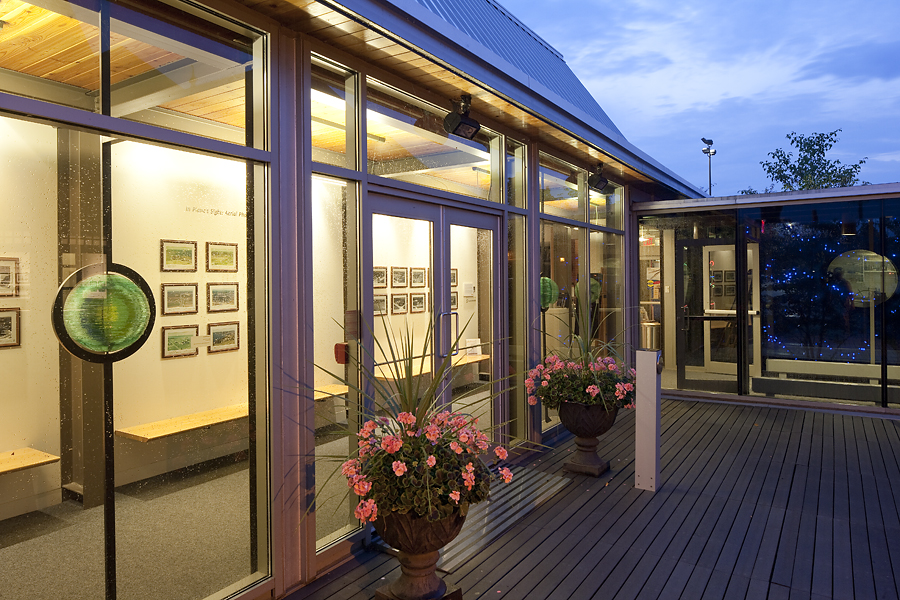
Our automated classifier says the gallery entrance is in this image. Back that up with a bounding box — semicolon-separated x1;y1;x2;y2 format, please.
366;193;503;436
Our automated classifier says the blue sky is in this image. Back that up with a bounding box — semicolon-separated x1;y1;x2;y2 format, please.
498;0;900;196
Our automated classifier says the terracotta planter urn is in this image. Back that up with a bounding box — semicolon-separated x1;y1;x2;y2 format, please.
558;402;618;477
373;509;466;600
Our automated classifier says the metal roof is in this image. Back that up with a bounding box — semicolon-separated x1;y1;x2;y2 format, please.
409;0;624;137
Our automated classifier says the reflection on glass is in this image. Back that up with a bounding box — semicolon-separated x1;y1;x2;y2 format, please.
0;114;269;600
508;215;527;440
311;57;356;168
884;200;900;408
450;224;494;438
589;180;624;230
366;79;500;201
312;175;362;549
109;3;263;146
0;0;99;111
539;153;584;221
539;221;584;429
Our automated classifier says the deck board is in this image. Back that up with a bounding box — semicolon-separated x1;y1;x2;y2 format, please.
287;400;900;600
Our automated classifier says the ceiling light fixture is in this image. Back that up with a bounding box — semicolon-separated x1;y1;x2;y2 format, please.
443;94;480;140
587;164;608;192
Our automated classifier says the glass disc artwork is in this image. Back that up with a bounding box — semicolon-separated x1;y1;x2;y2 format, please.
53;263;156;363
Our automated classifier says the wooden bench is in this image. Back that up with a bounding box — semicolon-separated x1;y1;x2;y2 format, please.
373;354;490;380
115;403;249;443
314;383;349;401
0;448;60;475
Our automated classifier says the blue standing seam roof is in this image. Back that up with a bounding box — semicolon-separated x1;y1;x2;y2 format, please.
410;0;624;138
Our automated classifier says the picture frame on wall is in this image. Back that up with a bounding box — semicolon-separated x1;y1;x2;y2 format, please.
160;240;197;272
391;267;408;288
0;257;19;297
206;242;238;272
450;291;458;310
410;268;427;288
450;268;458;287
208;321;240;353
161;324;198;358
208;282;239;312
725;285;736;296
0;307;20;348
373;266;388;289
161;283;198;315
374;294;388;316
410;292;426;313
713;286;723;297
391;293;408;314
725;270;736;282
712;270;723;283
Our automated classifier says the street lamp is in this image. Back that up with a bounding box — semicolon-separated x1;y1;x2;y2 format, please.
701;138;716;196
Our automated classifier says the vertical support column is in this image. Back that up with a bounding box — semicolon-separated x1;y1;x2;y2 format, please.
635;350;660;492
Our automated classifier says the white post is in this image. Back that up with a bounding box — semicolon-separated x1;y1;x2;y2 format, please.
635;350;661;492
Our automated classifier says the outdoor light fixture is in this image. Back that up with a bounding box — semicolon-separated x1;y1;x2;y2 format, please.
443;94;480;139
701;138;716;195
587;165;608;192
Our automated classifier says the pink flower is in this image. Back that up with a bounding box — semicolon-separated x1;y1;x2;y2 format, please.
424;424;441;443
341;459;360;477
392;461;407;476
624;383;634;392
355;499;378;522
353;478;372;496
449;491;460;504
450;441;463;454
528;396;538;406
426;455;436;468
494;446;508;460
465;462;475;472
541;380;549;387
381;435;403;454
586;385;600;397
500;467;513;483
397;412;416;425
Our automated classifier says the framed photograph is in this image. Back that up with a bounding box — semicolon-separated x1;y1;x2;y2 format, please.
208;321;240;354
450;291;458;310
206;242;238;272
410;292;426;313
391;267;408;288
161;325;198;359
208;282;239;313
0;258;18;297
725;270;736;282
450;268;458;287
0;307;21;348
410;267;427;288
712;286;723;297
373;266;388;289
391;293;408;314
374;294;388;316
725;285;736;296
161;283;198;315
160;240;197;272
712;270;723;283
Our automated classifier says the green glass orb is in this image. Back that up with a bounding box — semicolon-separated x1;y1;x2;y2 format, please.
63;273;152;354
540;277;559;309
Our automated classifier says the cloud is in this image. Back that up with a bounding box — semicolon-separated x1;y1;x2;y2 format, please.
871;151;900;163
798;42;900;82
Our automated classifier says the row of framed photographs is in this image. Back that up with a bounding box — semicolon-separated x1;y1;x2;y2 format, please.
161;239;238;273
375;292;458;315
1;257;19;297
710;270;736;283
161;282;238;315
0;307;20;348
162;322;239;358
374;267;459;289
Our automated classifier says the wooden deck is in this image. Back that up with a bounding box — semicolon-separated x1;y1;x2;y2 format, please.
288;400;900;600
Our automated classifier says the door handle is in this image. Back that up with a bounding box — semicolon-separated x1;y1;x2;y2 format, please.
437;312;460;358
681;304;690;332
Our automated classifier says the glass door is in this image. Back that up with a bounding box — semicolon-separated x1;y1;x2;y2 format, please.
366;194;502;438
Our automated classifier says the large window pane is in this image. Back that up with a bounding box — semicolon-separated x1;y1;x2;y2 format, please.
0;113;270;600
311;57;356;169
507;214;528;439
589;180;624;230
366;79;500;201
884;200;900;408
588;230;624;354
505;138;526;208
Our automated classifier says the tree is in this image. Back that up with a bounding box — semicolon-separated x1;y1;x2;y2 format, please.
740;129;868;194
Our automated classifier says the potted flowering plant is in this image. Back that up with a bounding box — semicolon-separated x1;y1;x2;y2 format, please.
321;319;513;600
526;333;635;476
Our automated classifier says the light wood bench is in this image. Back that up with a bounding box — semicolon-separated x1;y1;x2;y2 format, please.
314;383;349;401
0;448;60;475
115;403;248;443
374;354;490;380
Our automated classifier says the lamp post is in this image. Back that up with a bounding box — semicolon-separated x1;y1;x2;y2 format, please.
701;137;716;196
